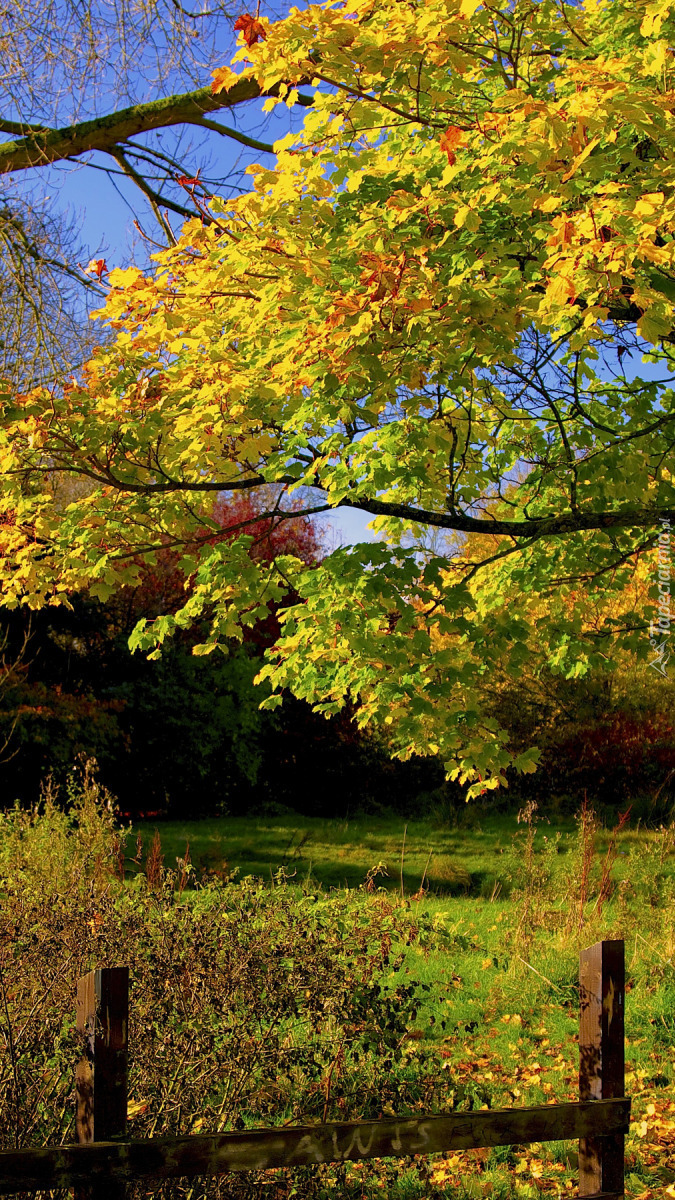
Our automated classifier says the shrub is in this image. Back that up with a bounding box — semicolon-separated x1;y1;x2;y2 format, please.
0;769;456;1200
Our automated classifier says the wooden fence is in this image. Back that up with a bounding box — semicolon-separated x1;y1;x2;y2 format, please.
0;939;631;1198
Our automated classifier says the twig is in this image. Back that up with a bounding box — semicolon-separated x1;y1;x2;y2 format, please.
322;1039;345;1122
400;824;407;901
515;955;561;992
635;930;673;965
0;963;20;1147
420;849;432;893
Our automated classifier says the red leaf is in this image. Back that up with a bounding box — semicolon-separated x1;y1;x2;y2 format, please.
234;12;267;46
439;125;464;164
175;170;203;191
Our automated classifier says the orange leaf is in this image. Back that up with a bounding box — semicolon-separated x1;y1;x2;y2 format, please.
84;258;108;281
439;125;464;163
176;171;202;190
234;12;267;46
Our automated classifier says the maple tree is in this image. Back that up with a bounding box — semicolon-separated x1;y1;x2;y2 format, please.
1;0;675;795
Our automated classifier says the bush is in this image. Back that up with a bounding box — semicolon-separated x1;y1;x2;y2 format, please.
0;770;457;1200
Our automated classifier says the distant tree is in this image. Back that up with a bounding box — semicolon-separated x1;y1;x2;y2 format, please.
422;534;675;808
0;195;109;390
0;487;322;810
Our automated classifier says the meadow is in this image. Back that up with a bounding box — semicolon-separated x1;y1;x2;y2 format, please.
1;781;674;1200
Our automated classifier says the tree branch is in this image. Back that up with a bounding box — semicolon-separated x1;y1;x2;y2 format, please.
337;495;674;540
0;78;312;174
0;118;51;137
33;457;675;540
109;147;198;224
185;117;275;153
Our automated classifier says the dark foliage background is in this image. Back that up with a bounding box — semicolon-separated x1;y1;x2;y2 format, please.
0;494;446;819
0;494;672;822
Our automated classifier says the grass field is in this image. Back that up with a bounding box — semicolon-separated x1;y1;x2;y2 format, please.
126;809;623;895
2;793;674;1200
124;807;675;1200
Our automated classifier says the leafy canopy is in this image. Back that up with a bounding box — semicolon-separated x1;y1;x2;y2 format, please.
1;0;674;795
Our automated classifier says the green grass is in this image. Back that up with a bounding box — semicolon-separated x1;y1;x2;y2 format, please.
124;808;675;1198
127;811;575;895
125;811;675;1068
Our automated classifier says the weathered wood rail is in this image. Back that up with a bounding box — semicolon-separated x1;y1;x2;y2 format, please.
0;939;631;1198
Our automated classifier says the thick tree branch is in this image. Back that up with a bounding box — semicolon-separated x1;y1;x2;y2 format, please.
34;457;675;540
338;496;674;539
0;79;313;174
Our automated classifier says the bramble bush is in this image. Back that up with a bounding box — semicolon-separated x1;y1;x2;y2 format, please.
0;768;467;1200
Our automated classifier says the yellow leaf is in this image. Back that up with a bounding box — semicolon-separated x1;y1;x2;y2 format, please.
492;89;527;110
107;267;146;290
640;0;671;37
454;205;481;230
127;1099;149;1119
644;38;669;76
561;135;602;182
634;192;665;218
211;66;239;94
459;0;482;16
537;195;561;213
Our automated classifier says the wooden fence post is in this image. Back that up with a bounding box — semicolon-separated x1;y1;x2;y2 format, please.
75;967;129;1200
578;940;625;1198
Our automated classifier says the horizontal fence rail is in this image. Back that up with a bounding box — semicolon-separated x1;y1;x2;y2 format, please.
0;939;631;1197
0;1101;631;1194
